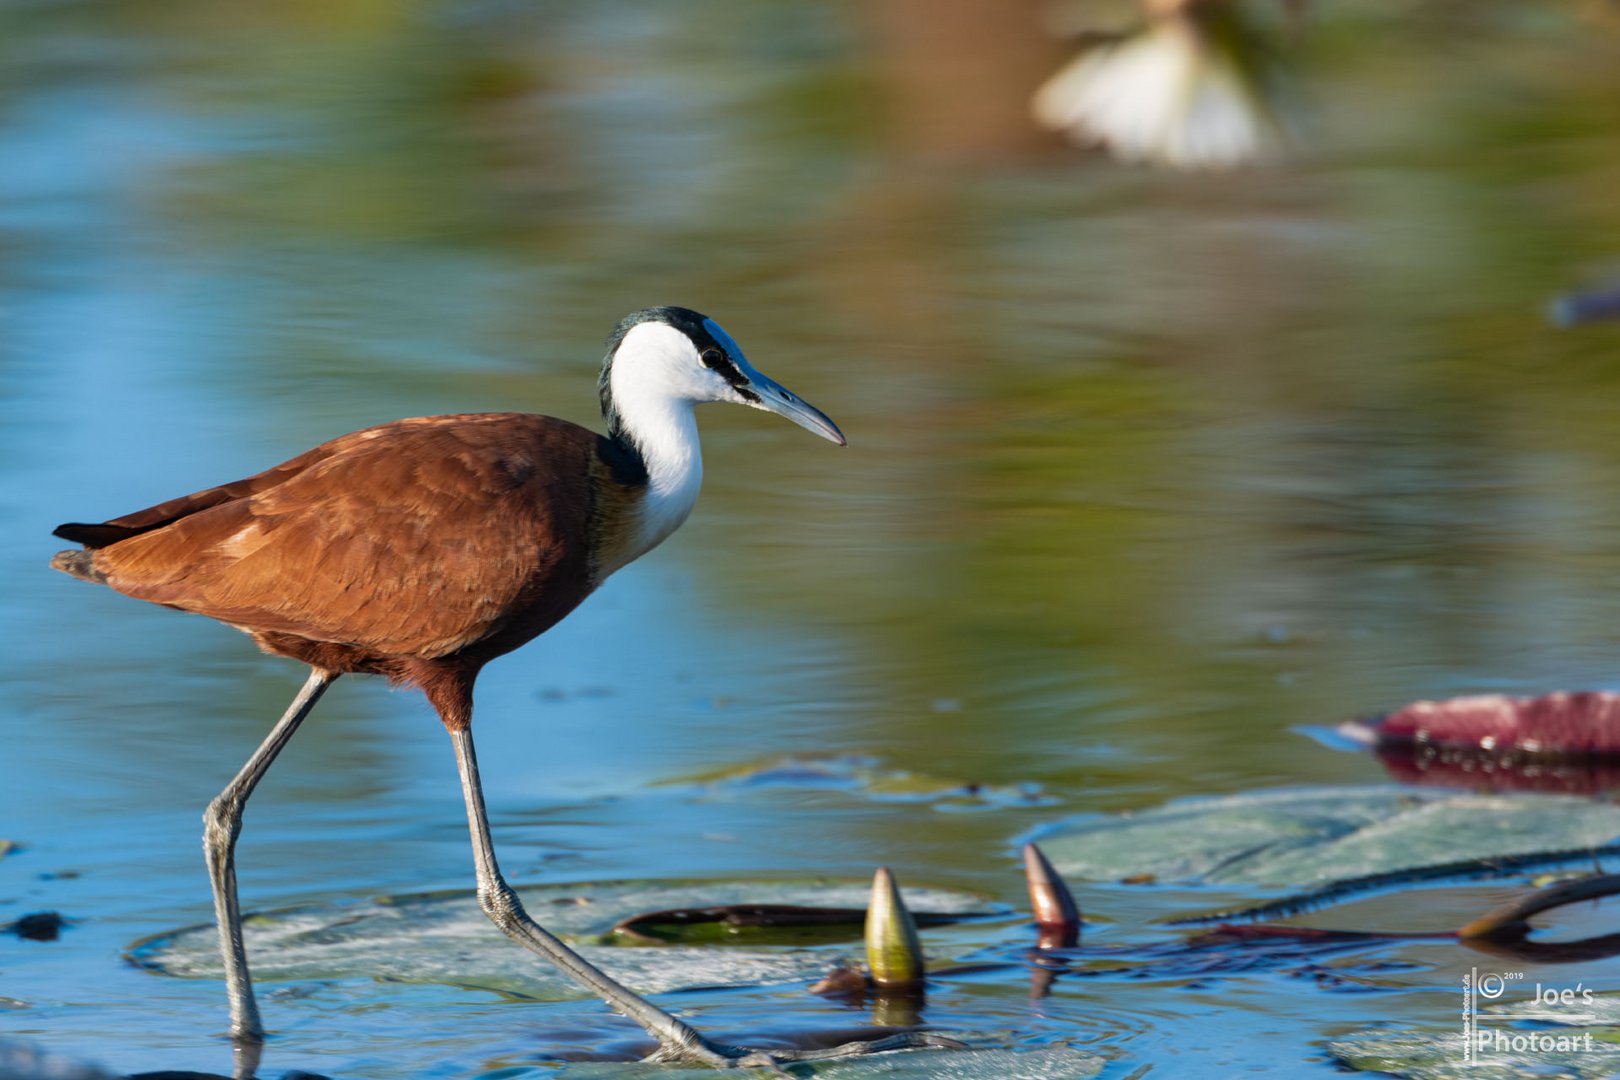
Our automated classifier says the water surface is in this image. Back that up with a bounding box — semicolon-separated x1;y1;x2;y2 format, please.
5;2;1620;1076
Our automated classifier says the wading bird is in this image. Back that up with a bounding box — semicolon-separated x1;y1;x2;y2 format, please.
51;307;951;1072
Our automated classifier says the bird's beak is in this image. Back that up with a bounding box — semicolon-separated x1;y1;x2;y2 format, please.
741;368;847;446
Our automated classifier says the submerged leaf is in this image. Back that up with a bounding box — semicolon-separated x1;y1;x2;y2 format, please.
611;903;985;946
668;754;1055;809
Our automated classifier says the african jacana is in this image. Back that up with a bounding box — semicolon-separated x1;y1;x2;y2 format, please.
51;307;950;1072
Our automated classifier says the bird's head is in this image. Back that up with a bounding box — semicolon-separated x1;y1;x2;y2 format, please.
600;306;846;447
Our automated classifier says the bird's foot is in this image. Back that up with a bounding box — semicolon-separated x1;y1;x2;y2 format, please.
648;1031;967;1073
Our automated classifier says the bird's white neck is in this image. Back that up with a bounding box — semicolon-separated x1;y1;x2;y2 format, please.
608;365;704;567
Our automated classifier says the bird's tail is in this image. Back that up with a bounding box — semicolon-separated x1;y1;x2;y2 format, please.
51;549;107;584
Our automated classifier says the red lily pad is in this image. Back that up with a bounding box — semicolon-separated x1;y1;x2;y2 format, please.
1367;692;1620;758
1339;693;1620;794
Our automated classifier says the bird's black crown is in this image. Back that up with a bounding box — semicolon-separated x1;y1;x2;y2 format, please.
599;306;753;442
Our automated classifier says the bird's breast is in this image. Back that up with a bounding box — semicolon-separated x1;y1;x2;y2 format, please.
586;436;698;583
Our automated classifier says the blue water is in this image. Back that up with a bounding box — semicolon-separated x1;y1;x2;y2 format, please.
5;2;1620;1077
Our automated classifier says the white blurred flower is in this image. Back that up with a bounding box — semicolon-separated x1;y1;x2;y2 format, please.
1033;1;1286;170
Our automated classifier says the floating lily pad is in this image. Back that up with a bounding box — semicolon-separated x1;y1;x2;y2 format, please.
1331;996;1620;1079
1367;692;1620;758
815;1045;1104;1079
552;1044;1104;1079
1038;787;1620;888
130;879;996;1000
1330;693;1620;795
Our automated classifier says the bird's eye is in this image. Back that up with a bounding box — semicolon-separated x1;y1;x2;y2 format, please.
700;348;725;369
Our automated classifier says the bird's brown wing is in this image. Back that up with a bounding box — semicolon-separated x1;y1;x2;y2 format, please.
69;414;602;658
53;443;338;548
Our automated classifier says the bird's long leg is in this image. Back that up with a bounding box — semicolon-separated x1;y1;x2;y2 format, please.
448;724;962;1071
448;724;722;1058
202;667;334;1062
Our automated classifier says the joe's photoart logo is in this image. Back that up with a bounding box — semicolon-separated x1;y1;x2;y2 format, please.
1462;968;1598;1062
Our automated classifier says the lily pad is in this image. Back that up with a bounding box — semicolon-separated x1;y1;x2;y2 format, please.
130;879;996;1000
552;1044;1105;1079
1038;787;1620;888
1366;692;1620;758
1331;996;1620;1079
1331;693;1620;795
